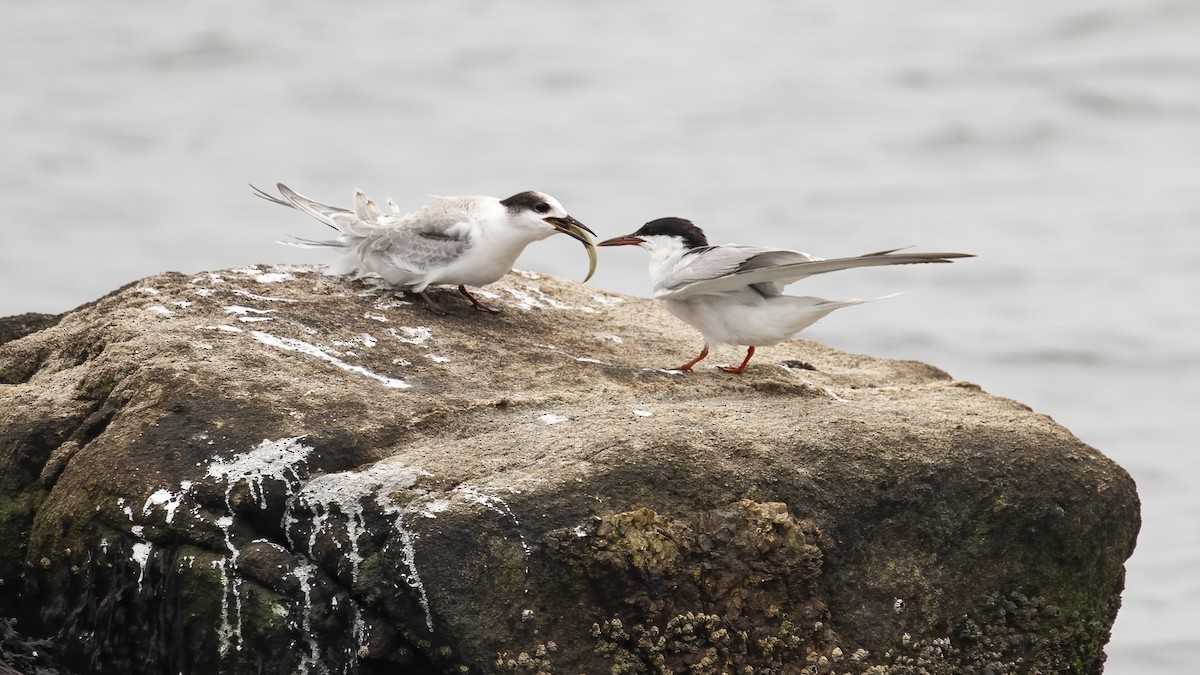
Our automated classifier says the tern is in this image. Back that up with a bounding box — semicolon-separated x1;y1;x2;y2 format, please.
252;183;597;314
598;217;973;374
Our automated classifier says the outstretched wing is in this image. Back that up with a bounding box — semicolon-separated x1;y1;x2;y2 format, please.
654;244;819;298
660;247;973;299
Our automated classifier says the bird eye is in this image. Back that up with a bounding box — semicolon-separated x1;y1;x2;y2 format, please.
534;203;551;214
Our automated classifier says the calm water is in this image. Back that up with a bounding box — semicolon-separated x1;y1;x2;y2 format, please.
3;1;1198;671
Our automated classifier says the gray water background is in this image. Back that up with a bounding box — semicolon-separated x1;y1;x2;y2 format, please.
3;1;1198;671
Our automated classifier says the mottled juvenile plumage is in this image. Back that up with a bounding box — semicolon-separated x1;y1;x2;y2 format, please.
254;183;595;313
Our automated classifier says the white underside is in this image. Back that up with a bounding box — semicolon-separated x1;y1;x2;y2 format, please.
332;220;554;292
663;291;869;348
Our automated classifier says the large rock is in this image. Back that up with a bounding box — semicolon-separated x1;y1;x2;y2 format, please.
0;265;1138;674
0;312;60;347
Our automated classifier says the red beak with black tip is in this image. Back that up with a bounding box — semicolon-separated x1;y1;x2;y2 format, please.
596;234;645;247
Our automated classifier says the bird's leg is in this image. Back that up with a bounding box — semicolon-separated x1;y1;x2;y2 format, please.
458;285;501;313
407;290;448;316
719;346;756;374
671;346;710;373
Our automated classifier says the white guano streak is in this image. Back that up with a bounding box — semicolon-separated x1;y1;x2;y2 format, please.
250;330;410;389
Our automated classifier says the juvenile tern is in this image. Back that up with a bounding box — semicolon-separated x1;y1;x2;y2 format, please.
598;217;973;374
252;183;597;313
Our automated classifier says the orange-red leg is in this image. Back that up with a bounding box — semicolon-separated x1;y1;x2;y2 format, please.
407;290;448;316
719;346;756;374
672;346;710;372
459;285;500;313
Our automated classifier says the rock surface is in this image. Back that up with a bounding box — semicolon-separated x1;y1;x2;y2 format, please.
0;312;60;347
0;265;1139;674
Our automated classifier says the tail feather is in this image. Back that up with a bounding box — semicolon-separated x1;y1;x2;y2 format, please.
353;189;384;223
252;182;374;235
275;236;347;249
273;183;361;232
257;182;377;279
770;295;881;337
249;183;293;209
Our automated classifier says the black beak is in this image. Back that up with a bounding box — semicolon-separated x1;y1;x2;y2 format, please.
545;215;596;241
544;215;598;282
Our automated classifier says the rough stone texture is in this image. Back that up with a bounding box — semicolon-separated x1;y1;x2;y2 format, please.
0;265;1139;674
0;313;60;348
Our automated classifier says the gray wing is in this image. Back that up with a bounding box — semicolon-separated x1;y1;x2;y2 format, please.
361;205;475;274
661;248;974;299
655;245;820;298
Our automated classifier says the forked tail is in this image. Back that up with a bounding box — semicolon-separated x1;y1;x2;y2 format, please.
251;183;383;239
